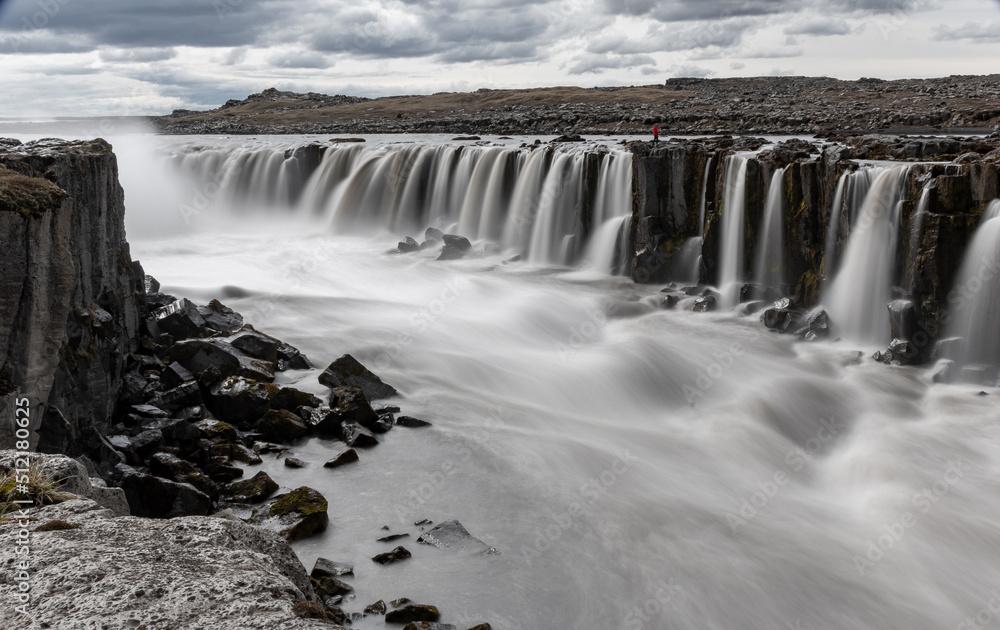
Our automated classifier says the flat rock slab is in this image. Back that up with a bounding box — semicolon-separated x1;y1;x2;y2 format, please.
0;499;345;630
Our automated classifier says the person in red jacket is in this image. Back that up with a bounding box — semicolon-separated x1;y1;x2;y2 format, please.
653;124;659;143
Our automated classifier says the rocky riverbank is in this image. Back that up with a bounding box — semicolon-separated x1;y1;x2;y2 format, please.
153;76;1000;137
0;138;493;629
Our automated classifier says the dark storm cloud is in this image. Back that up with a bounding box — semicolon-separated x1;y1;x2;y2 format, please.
0;0;281;47
99;47;177;63
567;53;656;74
784;18;852;35
934;21;1000;43
604;0;801;21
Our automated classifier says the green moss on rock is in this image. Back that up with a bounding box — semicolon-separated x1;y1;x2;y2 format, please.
0;168;67;218
269;486;328;518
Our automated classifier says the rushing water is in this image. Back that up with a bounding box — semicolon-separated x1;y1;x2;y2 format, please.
718;155;749;308
825;166;910;344
754;167;787;294
105;135;1000;630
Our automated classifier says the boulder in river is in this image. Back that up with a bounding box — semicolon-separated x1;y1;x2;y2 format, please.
224;471;279;503
372;545;412;565
257;408;310;442
324;449;359;469
319;354;398;400
398;236;420;253
196;299;244;335
438;234;472;260
250;486;330;542
341;422;379;448
416;520;498;555
385;604;441;623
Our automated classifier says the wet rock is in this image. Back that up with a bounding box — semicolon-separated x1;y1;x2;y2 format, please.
204;459;244;484
312;557;354;578
153;298;206;340
224;471;279;503
277;342;311;371
341;422;379;448
660;294;679;309
196;299;244;335
401;624;457;630
228;327;281;364
396;416;432;428
119;469;213;518
149;452;219;500
762;298;805;333
425;227;445;241
887;338;918;365
692;295;717;312
385;604;440;623
305;405;350;437
365;600;388;615
150;381;203;412
172;338;276;383
284;457;306;468
932;359;955;384
193;418;239;442
416;520;498;555
794;309;831;341
373;414;395;433
329;386;381;428
391;598;412;608
118;429;164;465
378;532;410;542
438;234;473;261
466;625;493;630
319;354;398;400
251;486;329;542
372;545;412;565
398;236;420;253
257;409;310;443
206;376;278;427
311;573;354;601
324;449;359;468
160;361;195;389
271;387;323;411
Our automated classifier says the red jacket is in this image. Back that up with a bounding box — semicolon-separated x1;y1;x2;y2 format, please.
653;125;659;136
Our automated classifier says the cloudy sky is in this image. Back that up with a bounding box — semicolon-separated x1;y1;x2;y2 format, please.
0;0;998;117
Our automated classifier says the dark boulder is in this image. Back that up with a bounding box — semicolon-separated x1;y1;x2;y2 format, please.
372;414;394;433
396;416;432;428
250;486;329;542
196;299;244;335
160;361;195;389
256;409;310;443
153;298;206;340
284;457;306;468
329;386;381;428
341;422;379;448
794;310;831;341
324;449;359;469
171;338;276;383
270;386;323;412
277;342;311;371
377;532;409;542
319;354;398;400
205;376;278;427
398;236;420;253
149;452;218;500
365;601;387;615
385;604;440;624
425;227;445;241
118;429;164;465
438;235;472;261
149;381;202;412
228;327;280;363
312;557;354;578
119;469;213;518
416;520;498;555
400;624;456;630
372;545;412;565
693;295;717;312
224;470;279;503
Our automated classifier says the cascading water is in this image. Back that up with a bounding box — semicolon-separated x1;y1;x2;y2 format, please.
753;167;786;294
673;156;715;283
825;166;910;344
718;155;748;307
110;135;1000;630
906;187;931;291
170;140;635;274
822;166;880;289
942;199;1000;381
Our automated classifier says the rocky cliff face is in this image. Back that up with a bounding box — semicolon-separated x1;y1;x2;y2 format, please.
629;135;1000;342
0;138;142;460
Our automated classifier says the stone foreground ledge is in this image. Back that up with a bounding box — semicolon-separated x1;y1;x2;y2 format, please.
0;498;346;630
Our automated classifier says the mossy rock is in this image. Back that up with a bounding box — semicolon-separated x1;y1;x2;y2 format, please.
251;486;329;542
224;471;278;503
0;168;67;218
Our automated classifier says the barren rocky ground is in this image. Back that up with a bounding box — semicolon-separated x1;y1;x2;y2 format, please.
153;75;1000;136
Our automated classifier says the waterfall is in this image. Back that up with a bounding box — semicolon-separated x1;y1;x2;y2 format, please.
718;155;749;308
943;200;1000;381
169;140;634;273
822;172;848;288
754;168;787;295
825;166;911;344
581;151;634;275
822;166;881;289
906;187;930;291
699;155;714;238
